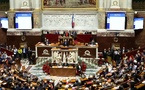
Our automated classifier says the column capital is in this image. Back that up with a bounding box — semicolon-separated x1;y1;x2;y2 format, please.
126;9;134;12
98;9;105;11
33;9;41;12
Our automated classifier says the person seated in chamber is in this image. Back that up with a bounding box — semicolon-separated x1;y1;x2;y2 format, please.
88;39;96;46
45;38;50;45
73;37;79;45
63;39;69;47
62;62;69;67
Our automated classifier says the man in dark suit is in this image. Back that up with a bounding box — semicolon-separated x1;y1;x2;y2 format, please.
62;62;69;67
121;47;127;55
76;62;82;76
23;47;28;59
71;31;77;38
63;39;69;47
103;49;107;60
89;39;96;45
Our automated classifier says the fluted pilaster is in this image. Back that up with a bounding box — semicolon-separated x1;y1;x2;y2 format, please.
99;0;104;10
35;0;41;10
127;0;132;9
9;0;15;10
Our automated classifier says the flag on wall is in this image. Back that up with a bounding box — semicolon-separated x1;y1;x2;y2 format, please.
72;14;75;28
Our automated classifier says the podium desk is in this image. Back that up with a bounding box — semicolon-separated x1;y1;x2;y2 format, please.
35;45;53;58
77;45;98;59
50;67;76;77
51;47;78;63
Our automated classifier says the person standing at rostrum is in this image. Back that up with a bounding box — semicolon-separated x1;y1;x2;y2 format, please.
63;39;69;47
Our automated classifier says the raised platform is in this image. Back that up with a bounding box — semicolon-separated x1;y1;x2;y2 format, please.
50;67;76;77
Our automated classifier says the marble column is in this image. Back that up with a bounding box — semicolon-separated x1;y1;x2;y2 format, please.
8;12;15;28
106;0;110;9
122;0;127;9
104;0;107;9
127;0;132;9
35;0;41;10
99;0;104;9
9;0;15;10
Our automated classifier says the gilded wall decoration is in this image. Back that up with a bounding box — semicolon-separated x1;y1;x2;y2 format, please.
42;0;96;8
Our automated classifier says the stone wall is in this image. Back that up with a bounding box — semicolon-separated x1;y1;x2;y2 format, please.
0;28;7;44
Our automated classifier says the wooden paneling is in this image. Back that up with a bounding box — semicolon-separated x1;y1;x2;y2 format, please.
7;36;41;50
0;28;7;44
96;37;135;51
36;46;52;57
4;35;140;52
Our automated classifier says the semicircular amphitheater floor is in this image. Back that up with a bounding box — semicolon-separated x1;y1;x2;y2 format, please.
21;59;102;86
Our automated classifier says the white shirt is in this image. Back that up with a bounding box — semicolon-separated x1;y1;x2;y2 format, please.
13;48;17;55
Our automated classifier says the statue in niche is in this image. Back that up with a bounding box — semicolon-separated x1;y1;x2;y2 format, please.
43;0;96;8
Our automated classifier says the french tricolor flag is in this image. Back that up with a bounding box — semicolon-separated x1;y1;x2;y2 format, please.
72;14;75;28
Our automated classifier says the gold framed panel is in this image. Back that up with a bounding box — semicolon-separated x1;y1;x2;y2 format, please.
42;0;98;10
20;42;27;48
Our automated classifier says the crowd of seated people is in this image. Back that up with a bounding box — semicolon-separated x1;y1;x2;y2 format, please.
50;49;145;90
0;49;56;90
1;43;145;90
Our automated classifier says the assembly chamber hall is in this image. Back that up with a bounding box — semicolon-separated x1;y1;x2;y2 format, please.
1;0;145;90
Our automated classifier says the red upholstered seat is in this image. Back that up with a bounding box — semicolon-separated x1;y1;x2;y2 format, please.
42;62;50;74
42;64;47;71
45;65;50;74
98;58;107;66
81;62;87;72
76;70;80;75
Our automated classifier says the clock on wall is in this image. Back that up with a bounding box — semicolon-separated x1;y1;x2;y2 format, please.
23;1;28;7
112;0;118;6
21;0;31;8
21;35;26;41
